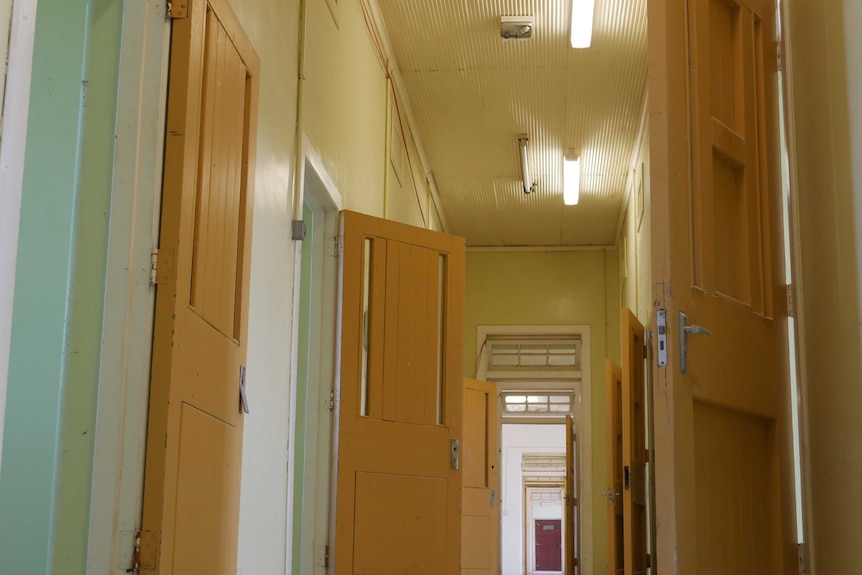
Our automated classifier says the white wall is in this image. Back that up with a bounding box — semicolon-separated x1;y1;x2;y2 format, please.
501;424;566;575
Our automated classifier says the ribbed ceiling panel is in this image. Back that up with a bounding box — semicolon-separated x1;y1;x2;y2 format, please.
377;0;647;246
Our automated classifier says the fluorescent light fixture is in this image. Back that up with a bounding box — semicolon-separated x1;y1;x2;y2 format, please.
519;135;534;194
570;0;595;48
563;153;580;205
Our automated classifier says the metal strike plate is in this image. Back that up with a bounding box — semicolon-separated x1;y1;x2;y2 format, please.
450;438;460;470
656;309;668;367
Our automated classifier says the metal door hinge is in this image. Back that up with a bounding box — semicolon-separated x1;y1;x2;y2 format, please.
150;249;175;286
328;390;335;411
315;545;330;568
777;41;784;72
787;284;796;318
130;530;159;572
326;236;344;257
166;1;188;18
798;542;809;574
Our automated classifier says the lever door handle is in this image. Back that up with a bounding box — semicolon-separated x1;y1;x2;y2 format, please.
679;311;712;374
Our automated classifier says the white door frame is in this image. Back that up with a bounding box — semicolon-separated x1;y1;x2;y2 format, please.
285;134;342;574
0;0;37;473
85;1;171;570
524;483;566;575
477;324;593;575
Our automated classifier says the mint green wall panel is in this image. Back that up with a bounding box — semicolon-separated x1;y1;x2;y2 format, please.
0;0;123;572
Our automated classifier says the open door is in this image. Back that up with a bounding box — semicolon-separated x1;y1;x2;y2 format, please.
140;0;259;573
565;414;579;575
605;360;624;575
622;310;648;575
332;211;465;574
462;378;499;575
650;0;796;572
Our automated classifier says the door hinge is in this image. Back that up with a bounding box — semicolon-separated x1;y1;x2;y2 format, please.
777;41;784;72
150;249;176;286
624;465;631;490
787;284;796;318
326;236;344;257
328;390;335;411
131;530;159;572
315;544;330;568
166;1;188;18
798;542;809;574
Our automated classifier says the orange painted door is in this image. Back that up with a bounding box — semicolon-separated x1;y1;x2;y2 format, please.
565;414;580;575
332;211;465;574
462;378;499;575
650;0;796;572
604;360;624;575
140;0;260;573
621;311;647;575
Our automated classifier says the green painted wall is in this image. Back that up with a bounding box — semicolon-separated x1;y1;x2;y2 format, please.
0;0;123;572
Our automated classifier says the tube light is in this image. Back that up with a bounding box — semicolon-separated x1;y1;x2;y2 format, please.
570;0;595;48
519;135;533;194
563;153;580;205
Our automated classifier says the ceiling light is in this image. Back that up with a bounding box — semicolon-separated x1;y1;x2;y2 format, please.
519;135;535;195
563;153;580;205
570;0;595;48
501;16;534;40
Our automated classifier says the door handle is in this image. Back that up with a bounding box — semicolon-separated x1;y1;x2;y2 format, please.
239;365;250;414
679;311;713;374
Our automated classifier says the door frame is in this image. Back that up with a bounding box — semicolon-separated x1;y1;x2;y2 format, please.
524;483;566;575
476;324;592;574
0;0;37;471
85;1;171;571
285;134;342;573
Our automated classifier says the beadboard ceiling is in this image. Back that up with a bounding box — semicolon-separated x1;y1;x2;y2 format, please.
376;0;647;246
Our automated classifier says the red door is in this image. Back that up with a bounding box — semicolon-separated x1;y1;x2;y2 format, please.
535;519;562;572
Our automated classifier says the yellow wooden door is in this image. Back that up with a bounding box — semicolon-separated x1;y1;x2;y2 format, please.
333;211;465;574
140;0;259;572
621;311;647;575
604;360;624;575
565;415;579;575
462;378;499;575
650;0;796;572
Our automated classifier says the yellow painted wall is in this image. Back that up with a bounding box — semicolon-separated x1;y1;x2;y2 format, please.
464;249;620;575
785;0;862;571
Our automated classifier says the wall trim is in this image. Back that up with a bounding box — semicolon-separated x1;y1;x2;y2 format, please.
86;2;170;571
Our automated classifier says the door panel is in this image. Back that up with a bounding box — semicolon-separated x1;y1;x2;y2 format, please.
649;0;795;572
141;0;259;573
622;311;647;575
535;520;563;572
604;361;624;575
565;414;579;575
462;378;499;575
333;211;465;574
